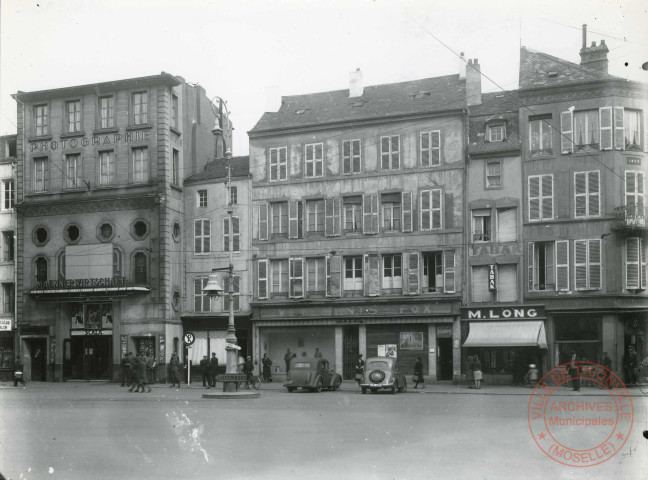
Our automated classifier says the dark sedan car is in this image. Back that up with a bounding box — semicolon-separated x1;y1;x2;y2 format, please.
359;356;407;394
284;358;342;392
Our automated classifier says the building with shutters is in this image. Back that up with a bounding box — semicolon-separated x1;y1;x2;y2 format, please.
12;73;221;382
248;65;482;383
518;27;648;380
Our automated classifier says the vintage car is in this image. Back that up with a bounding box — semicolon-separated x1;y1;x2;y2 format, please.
284;357;342;392
360;356;407;394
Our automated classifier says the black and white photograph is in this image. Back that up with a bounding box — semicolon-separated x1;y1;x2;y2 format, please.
0;0;647;479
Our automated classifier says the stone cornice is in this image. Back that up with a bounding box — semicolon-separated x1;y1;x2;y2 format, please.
519;79;648;105
15;194;160;217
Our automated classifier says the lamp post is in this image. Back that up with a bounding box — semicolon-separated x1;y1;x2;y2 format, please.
203;97;238;391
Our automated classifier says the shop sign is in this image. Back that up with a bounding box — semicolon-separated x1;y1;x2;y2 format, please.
35;276;130;290
260;301;453;320
436;325;453;338
71;329;112;336
29;130;148;153
488;265;497;292
470;243;522;257
461;305;545;320
0;319;12;331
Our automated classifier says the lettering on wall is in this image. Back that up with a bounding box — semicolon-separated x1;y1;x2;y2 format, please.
461;305;545;320
30;130;148;153
35;277;129;290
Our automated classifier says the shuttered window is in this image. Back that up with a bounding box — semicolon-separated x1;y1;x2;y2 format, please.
326;255;342;297
306;258;326;294
306;200;324;233
528;174;553;221
223;275;240;312
574;171;600;218
289;258;304;298
257;259;268;299
420;189;442;230
497;265;517;302
560;110;573;154
625;171;645;222
362;194;379;234
288;200;303;239
625;238;646;290
574;239;601;290
404;251;420;295
614;107;625;150
599;107;612;150
528;242;555;291
271;259;288;295
344;256;363;292
471;266;490;302
497;207;517;242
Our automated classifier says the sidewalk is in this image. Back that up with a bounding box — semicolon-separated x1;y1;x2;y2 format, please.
2;379;646;396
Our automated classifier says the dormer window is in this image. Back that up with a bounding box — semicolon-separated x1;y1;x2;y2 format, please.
488;124;505;142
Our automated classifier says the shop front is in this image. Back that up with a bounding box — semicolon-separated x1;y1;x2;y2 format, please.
461;305;548;385
0;318;15;381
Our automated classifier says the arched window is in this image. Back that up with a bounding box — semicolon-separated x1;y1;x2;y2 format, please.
113;248;122;277
57;250;65;281
134;252;147;284
35;257;48;283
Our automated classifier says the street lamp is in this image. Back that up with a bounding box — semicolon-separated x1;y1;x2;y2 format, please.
204;96;239;392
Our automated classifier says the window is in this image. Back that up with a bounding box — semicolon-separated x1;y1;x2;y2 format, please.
497;264;518;302
305;143;323;178
573;110;599;150
344;256;363;292
288;200;304;239
528;241;569;292
289;258;304;298
306;258;326;295
422;252;443;292
486;161;501;188
529;116;552;155
65;224;81;244
381;193;401;232
420;131;441;166
625;171;645;221
420;189;442;230
223;275;240;312
343;196;362;233
497;207;517;243
271;259;288;295
306;200;324;233
3;180;14;210
269;147;288;181
33;227;48;246
362;194;379;234
343;139;361;174
574;171;600;218
2;283;14;314
382;254;402;290
99;96;114;129
133;92;148;125
99;151;115;186
471;266;491;302
472;209;491;242
64;154;81;189
3;231;14;262
194;276;213;312
172;149;179;185
98;223;114;242
171;94;178;129
488;124;505;142
57;250;65;280
528;174;553;221
66;100;81;133
34;104;48;136
35;257;48;283
625;238;646;290
198;190;207;207
134;252;147;284
194;219;211;254
624;109;642;151
574;239;601;290
34;158;48;192
223;217;240;252
230;186;237;205
113;248;122;277
132;147;149;183
381;136;400;169
271;202;288;235
257;259;269;299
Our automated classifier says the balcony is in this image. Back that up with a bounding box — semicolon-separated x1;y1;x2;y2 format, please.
614;205;647;232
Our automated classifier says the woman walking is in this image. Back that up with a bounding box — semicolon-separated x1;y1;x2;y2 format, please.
262;353;273;383
472;355;483;390
413;356;425;389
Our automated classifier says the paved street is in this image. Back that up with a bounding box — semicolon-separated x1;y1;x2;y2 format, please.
0;381;646;480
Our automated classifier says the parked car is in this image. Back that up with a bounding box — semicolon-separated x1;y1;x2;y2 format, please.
284;357;342;392
359;356;407;394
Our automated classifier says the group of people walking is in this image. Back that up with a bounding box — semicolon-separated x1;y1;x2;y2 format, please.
120;351;156;393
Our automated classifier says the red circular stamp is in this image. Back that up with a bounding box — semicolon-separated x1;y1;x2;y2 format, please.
527;361;633;467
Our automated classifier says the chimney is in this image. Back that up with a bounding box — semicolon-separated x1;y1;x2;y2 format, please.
349;68;363;98
459;52;466;79
579;24;609;73
466;59;482;107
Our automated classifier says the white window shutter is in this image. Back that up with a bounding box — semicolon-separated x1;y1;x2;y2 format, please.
555;240;570;291
364;254;381;297
443;250;455;293
560;110;573;154
432;189;443;229
588;171;600;217
574;240;588;290
599;107;612;150
541;175;553;220
324;198;335;237
326;255;341;297
497;208;517;242
626;238;640;289
644;111;648;153
288;200;299;239
614;106;625;150
528;242;535;291
407;251;420;295
363;194;378;234
528;176;540;221
402;192;413;232
574;172;587;218
588;239;601;289
258;259;268;299
420;190;431;230
641;239;647;289
258;202;268;240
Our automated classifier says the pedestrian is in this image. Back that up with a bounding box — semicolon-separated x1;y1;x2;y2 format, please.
146;351;156;385
314;348;322;358
209;352;219;387
14;356;25;387
129;352;148;393
472;355;483;390
200;355;210;388
623;346;638;386
243;356;254;389
466;355;475;389
262;353;273;382
413;356;424;389
355;354;365;386
284;348;296;374
169;352;181;388
526;364;539;388
120;353;131;387
138;352;151;393
568;351;580;392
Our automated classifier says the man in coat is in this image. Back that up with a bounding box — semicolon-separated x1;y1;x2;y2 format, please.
120;353;131;387
623;346;638;385
568;351;580;392
209;352;219;387
354;354;365;386
262;353;273;382
200;355;211;388
284;349;296;374
169;352;181;388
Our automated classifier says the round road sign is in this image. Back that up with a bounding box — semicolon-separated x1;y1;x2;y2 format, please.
183;332;195;346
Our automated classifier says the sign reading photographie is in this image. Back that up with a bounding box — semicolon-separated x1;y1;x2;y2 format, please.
29;130;148;153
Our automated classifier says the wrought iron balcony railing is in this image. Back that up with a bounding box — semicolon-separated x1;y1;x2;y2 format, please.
614;205;646;229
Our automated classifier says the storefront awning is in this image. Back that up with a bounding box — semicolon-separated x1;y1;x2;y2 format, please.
463;321;547;349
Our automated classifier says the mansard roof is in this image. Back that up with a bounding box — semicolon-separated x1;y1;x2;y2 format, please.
185;156;250;183
468;91;521;156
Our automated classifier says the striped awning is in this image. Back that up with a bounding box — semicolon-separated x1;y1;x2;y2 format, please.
463;321;547;349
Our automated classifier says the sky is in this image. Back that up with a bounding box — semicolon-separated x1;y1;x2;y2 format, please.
1;0;647;155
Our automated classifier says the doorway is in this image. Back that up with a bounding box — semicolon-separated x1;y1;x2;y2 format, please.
342;326;359;380
68;336;112;380
437;337;453;381
25;338;47;381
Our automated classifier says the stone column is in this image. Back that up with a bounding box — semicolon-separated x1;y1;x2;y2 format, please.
428;324;437;382
602;314;617;372
359;325;367;358
335;326;343;376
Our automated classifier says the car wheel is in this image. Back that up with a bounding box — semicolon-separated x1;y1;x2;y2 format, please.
361;387;367;394
315;378;323;393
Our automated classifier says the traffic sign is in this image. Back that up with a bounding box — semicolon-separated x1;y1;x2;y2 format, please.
216;374;247;382
183;332;195;346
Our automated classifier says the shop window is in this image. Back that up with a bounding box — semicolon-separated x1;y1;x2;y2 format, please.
497;207;517;243
382;254;402;292
343;196;362;233
133;252;147;284
344;256;363;293
194;219;211;254
223;275;240;312
472;209;491;242
134;337;155;357
554;317;601;364
0;335;15;369
35;257;48;283
3;231;14;261
271;259;288;297
2;283;14;314
422;250;455;293
306;258;326;296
